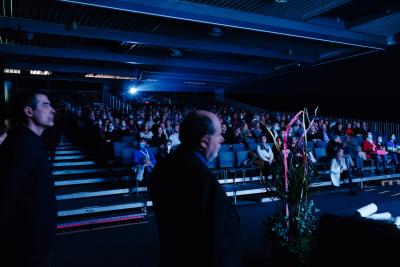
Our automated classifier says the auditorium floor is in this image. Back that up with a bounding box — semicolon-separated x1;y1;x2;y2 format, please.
53;185;400;267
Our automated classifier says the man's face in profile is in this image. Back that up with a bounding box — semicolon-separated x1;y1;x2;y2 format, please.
32;94;55;128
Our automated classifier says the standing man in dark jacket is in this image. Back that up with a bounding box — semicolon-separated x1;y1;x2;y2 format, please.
0;91;57;267
148;110;243;267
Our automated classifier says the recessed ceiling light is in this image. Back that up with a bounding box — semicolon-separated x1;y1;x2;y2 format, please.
209;27;223;37
170;48;182;57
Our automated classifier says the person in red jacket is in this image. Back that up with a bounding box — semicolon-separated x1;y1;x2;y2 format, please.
362;132;389;174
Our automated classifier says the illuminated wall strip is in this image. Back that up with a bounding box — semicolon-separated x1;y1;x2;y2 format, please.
30;70;52;75
3;68;20;74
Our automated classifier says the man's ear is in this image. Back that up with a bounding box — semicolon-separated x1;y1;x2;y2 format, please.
200;135;209;149
23;106;34;118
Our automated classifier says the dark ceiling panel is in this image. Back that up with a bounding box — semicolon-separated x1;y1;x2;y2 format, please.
351;12;400;37
180;0;351;21
1;0;398;89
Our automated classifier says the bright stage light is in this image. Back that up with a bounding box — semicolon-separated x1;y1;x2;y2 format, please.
129;87;138;95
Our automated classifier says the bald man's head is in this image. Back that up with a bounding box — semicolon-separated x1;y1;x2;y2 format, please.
180;110;223;160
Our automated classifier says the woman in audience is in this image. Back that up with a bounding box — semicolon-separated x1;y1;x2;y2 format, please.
330;146;357;195
152;125;167;148
240;122;252;139
257;135;274;181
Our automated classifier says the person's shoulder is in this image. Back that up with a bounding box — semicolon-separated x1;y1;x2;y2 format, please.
1;128;37;155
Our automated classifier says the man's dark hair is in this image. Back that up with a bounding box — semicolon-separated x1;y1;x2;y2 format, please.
180;111;215;149
333;144;343;157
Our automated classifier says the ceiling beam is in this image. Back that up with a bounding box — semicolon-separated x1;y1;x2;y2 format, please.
4;61;237;84
138;71;236;84
4;61;137;76
0;17;316;63
0;43;271;75
59;0;388;49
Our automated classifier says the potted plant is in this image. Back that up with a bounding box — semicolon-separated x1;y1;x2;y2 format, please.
262;108;319;267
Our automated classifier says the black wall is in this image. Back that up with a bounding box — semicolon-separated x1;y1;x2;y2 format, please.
228;46;400;122
0;57;5;124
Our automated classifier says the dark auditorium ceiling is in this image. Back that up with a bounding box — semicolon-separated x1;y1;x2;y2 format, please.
1;0;399;91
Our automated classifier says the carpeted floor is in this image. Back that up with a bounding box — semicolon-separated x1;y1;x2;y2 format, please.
53;185;400;267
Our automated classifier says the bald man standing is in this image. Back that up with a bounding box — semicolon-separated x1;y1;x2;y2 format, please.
149;110;243;267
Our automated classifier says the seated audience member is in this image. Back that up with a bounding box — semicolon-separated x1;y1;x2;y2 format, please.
343;136;364;176
104;123;120;143
362;132;389;174
127;114;135;127
327;135;343;159
240;122;252;138
257;135;274;180
327;135;355;170
157;139;174;160
360;122;369;137
330;146;357;195
376;135;392;169
145;116;156;132
101;122;118;163
119;120;131;136
291;120;303;137
96;119;106;136
270;122;281;139
287;136;303;167
353;121;364;137
332;123;344;136
132;138;156;186
319;124;331;143
164;120;174;137
220;123;228;141
242;150;260;169
344;123;354;136
139;124;153;143
169;123;181;148
385;133;400;171
307;125;321;142
252;122;263;142
272;136;285;159
231;127;246;144
152;125;167;147
376;136;386;150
